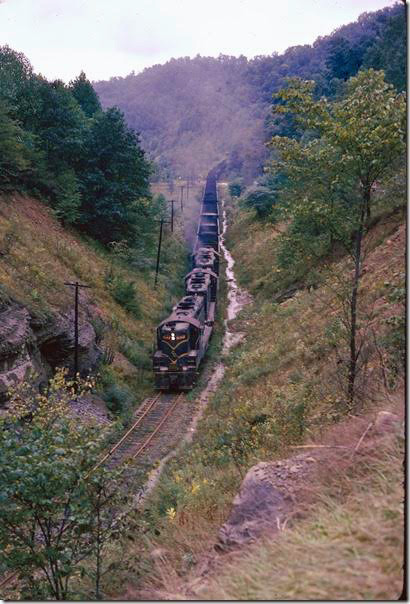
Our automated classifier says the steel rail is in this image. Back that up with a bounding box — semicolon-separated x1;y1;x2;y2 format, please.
87;392;162;475
129;393;183;460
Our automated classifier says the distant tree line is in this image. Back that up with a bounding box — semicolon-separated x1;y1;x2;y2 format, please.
0;47;154;246
94;3;405;183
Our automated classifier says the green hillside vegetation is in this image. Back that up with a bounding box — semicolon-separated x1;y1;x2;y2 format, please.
111;195;404;600
94;3;405;181
0;46;190;600
0;47;159;249
0;192;187;415
0;44;188;419
108;68;405;600
0;4;405;599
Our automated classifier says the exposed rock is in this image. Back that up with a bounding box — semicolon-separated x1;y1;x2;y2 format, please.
218;453;323;549
37;310;101;375
373;411;400;434
0;305;46;402
0;301;103;405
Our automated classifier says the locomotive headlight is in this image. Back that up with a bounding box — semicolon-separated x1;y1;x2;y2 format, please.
171;332;176;341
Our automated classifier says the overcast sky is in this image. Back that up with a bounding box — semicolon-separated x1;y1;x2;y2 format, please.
0;0;397;83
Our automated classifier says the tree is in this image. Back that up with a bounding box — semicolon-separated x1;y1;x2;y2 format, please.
229;179;244;198
269;70;405;408
242;186;276;219
69;71;101;117
78;107;151;244
0;100;32;191
0;45;34;110
325;37;365;82
0;370;132;600
363;9;406;91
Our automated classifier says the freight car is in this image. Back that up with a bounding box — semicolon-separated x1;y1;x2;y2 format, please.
153;167;222;390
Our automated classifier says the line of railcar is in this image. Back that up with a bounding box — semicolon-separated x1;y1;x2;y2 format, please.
153;167;222;390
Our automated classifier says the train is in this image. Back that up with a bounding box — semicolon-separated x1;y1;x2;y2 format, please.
153;166;222;390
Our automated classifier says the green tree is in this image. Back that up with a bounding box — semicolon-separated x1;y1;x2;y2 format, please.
270;69;405;408
52;168;82;224
0;371;131;600
69;71;101;117
0;100;32;191
0;45;34;111
363;10;406;91
229;179;243;198
78;107;151;244
242;186;276;219
325;37;365;82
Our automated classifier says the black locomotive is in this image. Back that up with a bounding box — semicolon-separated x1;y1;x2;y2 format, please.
153;167;222;390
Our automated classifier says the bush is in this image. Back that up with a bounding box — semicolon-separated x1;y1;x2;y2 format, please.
229;179;244;198
119;337;151;369
242;186;276;219
102;382;133;417
111;276;141;317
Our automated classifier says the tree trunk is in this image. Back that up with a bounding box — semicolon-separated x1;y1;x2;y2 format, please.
347;192;368;409
95;491;102;600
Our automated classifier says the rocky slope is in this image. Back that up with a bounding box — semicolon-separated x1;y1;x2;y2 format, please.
0;193;187;414
0;300;101;404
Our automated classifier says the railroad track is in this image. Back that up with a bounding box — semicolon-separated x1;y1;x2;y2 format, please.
0;392;183;594
93;391;183;470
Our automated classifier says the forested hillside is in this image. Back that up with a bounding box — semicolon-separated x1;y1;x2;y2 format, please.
114;65;405;602
0;47;164;250
94;2;405;181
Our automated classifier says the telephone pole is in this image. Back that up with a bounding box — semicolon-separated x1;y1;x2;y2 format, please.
64;281;91;382
154;218;170;287
180;185;184;211
168;199;175;232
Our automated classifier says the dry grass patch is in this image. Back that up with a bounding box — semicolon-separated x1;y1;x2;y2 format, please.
196;408;404;601
0;193;188;410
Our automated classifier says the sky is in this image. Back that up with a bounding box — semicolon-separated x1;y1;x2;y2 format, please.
0;0;398;83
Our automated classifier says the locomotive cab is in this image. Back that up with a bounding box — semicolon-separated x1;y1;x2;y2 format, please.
153;297;205;390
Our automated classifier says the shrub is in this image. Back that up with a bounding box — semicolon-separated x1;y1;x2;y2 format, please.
119;337;151;369
229;179;243;198
102;382;133;418
111;276;141;318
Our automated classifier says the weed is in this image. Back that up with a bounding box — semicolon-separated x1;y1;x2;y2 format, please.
110;276;141;318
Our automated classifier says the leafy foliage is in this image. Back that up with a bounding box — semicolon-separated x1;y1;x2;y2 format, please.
0;100;32;191
69;70;102;117
94;4;405;181
363;9;406;91
0;46;154;249
0;370;132;600
268;69;405;408
228;180;244;198
110;275;141;318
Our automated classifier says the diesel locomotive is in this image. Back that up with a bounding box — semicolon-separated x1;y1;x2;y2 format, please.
153;167;222;390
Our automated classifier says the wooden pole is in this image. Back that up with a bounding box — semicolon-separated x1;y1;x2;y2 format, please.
154;219;164;287
168;199;175;232
64;281;91;383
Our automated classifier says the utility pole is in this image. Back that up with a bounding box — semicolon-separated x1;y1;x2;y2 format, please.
64;281;91;383
154;218;170;287
168;199;175;232
180;185;184;211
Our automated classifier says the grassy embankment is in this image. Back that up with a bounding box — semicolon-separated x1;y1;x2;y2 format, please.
0;192;188;420
115;182;405;600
